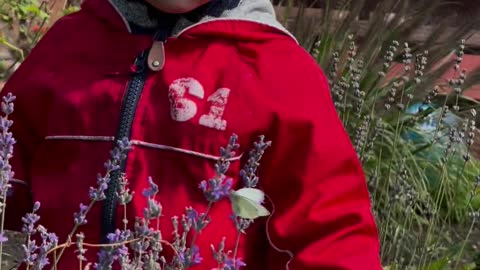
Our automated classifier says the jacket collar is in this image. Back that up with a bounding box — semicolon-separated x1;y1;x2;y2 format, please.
82;0;292;40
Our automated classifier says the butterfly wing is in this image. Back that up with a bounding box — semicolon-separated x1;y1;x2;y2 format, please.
234;188;265;204
231;192;270;220
254;203;270;217
231;194;259;219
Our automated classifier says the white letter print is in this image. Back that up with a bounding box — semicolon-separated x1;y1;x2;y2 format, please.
199;88;231;131
168;78;205;122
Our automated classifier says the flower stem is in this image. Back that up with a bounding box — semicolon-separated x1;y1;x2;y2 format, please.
46;237;176;256
233;230;241;262
26;234;31;270
0;39;25;60
123;205;127;232
50;200;95;269
453;217;476;269
53;251;57;270
189;202;212;249
0;190;7;270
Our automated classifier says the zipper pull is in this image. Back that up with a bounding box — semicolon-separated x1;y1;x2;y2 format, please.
131;51;148;74
147;31;168;72
147;41;165;72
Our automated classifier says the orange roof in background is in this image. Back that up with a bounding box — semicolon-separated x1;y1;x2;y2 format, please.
443;54;480;100
386;54;480;100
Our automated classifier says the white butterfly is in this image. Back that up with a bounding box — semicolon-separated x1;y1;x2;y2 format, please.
230;188;271;220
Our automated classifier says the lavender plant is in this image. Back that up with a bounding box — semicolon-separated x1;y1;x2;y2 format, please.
0;123;271;270
0;0;80;82
0;93;16;268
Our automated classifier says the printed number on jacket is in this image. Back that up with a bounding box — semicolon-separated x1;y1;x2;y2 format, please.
168;77;230;131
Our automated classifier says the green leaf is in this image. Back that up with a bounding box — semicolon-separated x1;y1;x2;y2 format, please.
419;256;450;270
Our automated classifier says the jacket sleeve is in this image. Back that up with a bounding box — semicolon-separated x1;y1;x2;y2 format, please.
1;34;51;231
2;69;34;231
258;45;382;269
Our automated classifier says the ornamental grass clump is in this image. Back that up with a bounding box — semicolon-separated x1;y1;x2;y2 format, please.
280;0;480;267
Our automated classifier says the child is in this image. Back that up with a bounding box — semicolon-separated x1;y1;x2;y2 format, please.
4;0;382;268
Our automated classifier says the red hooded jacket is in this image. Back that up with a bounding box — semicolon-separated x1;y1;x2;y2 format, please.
3;0;382;268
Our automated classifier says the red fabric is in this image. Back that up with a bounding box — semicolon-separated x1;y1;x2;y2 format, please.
3;0;382;268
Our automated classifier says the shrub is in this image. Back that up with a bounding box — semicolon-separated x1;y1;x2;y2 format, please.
0;0;79;81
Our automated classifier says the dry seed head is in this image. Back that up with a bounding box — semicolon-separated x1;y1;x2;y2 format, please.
348;40;356;58
383;40;399;71
329;51;341;83
354;116;370;153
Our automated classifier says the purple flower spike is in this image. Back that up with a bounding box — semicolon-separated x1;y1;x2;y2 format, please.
185;207;210;232
224;258;247;270
21;211;40;235
198;134;240;202
142;176;159;198
190;246;203;265
32;201;41;212
1;93;15;115
0;93;16;196
74;203;88;225
0;232;8;243
178;245;203;267
199;176;233;203
240;135;271;188
89;139;130;202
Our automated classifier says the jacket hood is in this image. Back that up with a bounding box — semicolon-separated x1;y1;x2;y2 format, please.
105;0;295;40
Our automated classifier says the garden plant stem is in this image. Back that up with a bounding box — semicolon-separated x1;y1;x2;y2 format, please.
51;200;96;269
0;190;7;270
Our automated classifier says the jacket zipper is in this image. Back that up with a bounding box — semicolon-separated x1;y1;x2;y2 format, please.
100;49;149;242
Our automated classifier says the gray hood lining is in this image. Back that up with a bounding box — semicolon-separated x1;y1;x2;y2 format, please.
108;0;296;41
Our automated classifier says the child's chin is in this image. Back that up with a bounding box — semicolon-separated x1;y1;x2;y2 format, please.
145;0;210;14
